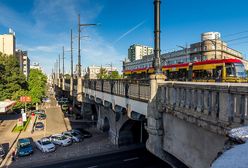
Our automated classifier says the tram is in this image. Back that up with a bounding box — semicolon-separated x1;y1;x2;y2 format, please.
123;59;247;82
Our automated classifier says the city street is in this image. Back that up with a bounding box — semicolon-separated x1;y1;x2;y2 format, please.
0;94;118;168
33;147;171;168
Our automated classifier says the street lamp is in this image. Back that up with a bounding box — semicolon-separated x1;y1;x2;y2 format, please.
153;0;162;74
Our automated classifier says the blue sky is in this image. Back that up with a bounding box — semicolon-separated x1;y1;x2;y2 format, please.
0;0;248;75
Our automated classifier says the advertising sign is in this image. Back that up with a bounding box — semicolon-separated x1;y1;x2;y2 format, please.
20;96;32;103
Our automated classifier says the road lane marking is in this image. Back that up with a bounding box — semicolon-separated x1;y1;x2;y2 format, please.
87;165;98;168
123;157;139;162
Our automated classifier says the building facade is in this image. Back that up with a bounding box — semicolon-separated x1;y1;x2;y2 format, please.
0;29;16;56
124;32;248;71
15;49;30;79
30;62;42;71
128;44;153;62
87;65;117;79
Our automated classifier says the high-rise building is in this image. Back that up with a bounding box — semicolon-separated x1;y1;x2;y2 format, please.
16;49;30;79
128;44;153;62
0;29;16;56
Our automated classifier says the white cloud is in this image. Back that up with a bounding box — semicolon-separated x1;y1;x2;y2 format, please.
0;0;124;75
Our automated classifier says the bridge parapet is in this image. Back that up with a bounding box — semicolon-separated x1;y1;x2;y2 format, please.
158;82;248;134
84;80;151;102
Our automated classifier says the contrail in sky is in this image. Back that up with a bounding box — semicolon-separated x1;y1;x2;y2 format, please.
114;20;146;44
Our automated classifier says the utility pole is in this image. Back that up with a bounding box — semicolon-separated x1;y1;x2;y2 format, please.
78;14;81;77
62;46;65;77
58;54;61;78
77;14;97;78
71;29;73;78
153;0;161;74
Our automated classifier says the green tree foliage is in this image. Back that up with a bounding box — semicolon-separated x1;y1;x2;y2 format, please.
96;68;122;79
28;69;47;105
64;74;71;79
0;53;27;101
108;71;121;79
97;68;108;79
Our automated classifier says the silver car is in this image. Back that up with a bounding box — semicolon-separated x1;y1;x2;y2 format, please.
49;134;72;146
62;131;83;143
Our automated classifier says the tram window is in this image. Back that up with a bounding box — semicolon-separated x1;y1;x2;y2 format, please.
226;63;235;76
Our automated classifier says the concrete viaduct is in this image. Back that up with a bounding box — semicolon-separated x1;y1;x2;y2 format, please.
54;76;248;168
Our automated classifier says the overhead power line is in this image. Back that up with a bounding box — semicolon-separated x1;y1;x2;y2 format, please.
226;35;248;42
223;30;248;38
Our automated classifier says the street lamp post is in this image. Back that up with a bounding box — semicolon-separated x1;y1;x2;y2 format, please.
153;0;162;74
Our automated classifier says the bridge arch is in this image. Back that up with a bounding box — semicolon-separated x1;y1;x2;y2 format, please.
118;119;148;146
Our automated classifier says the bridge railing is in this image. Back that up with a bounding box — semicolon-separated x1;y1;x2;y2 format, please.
84;79;150;102
159;82;248;132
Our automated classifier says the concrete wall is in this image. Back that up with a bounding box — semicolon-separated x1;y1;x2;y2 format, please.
163;113;226;168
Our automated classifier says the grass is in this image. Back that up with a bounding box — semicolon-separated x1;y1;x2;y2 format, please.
12;117;31;132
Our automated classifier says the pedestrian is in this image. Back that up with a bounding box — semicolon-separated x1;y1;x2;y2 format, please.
11;149;15;161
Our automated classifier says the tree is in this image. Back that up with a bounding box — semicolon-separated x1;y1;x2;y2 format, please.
97;68;108;79
0;52;27;101
27;69;47;105
108;71;121;79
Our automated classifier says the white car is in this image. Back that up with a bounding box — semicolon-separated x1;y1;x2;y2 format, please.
62;131;83;143
50;134;72;146
35;138;55;153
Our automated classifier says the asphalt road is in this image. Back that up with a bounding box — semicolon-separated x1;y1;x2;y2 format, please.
32;148;171;168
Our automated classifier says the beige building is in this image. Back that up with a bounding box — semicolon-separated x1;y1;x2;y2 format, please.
87;65;117;79
0;29;16;56
128;44;153;62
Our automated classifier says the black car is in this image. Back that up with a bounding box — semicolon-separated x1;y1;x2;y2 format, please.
38;114;46;120
35;122;44;131
0;144;5;159
73;128;92;138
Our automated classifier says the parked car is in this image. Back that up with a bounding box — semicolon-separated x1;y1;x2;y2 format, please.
42;97;50;103
35;138;55;153
33;109;45;115
35;122;44;131
58;97;69;105
62;131;83;143
49;134;72;146
0;144;5;159
17;138;33;157
61;104;69;112
73;128;92;138
38;114;46;120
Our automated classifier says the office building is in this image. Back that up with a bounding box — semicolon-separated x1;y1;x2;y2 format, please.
128;44;153;62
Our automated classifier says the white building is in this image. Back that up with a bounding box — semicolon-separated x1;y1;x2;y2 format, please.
87;65;117;79
128;44;153;62
30;62;42;71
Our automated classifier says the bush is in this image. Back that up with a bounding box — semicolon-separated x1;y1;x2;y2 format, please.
12;117;31;132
